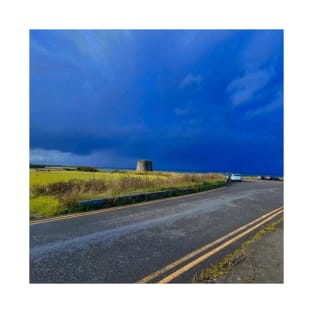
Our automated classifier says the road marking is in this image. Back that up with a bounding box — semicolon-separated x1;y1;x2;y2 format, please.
158;209;283;283
136;207;283;283
30;186;226;225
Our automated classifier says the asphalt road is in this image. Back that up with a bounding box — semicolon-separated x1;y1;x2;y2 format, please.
30;180;283;283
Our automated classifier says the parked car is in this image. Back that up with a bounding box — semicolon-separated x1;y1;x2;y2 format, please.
257;175;281;181
230;173;242;182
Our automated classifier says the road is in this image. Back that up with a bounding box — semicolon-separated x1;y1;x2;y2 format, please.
30;180;283;283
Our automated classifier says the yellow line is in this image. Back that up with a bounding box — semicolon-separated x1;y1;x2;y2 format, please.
136;207;283;283
30;206;133;225
30;186;226;225
158;209;283;283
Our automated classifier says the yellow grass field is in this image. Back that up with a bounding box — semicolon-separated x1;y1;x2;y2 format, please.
29;169;157;187
29;169;225;219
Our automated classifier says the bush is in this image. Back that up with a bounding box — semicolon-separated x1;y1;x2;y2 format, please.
76;166;98;172
30;184;48;197
30;179;108;197
61;190;81;208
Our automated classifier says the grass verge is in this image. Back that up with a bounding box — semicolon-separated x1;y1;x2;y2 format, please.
30;170;226;219
30;196;60;219
192;216;283;283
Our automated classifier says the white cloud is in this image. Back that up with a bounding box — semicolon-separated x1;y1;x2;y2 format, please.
174;107;189;116
30;148;137;169
244;91;283;119
241;30;283;71
30;148;72;163
227;68;274;106
180;73;203;89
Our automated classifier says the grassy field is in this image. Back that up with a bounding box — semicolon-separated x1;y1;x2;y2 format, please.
29;169;226;219
30;170;139;186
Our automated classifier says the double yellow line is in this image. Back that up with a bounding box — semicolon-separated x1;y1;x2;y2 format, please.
137;206;283;283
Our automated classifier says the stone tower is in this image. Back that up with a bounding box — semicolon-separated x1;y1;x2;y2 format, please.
136;160;153;171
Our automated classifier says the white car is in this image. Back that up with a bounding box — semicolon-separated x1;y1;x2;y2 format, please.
230;173;242;182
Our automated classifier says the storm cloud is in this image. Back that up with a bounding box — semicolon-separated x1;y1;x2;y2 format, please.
30;30;283;174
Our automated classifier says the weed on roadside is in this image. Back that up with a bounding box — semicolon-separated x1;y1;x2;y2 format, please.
192;217;283;283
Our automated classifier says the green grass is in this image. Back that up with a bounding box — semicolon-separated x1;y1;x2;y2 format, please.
29;169;226;219
30;196;60;218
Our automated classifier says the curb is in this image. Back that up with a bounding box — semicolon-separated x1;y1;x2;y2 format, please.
78;182;227;211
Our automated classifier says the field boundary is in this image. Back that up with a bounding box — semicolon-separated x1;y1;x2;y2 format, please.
78;182;227;210
30;182;227;222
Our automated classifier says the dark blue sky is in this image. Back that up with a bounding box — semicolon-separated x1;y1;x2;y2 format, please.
30;30;283;175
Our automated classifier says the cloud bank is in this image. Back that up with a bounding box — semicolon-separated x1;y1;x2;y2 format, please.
30;30;283;174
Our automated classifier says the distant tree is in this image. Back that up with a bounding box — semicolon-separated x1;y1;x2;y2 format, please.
30;164;46;169
76;166;99;172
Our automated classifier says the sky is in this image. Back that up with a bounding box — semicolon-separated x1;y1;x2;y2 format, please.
30;30;283;175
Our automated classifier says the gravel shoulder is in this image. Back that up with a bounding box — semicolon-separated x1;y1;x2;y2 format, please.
214;219;283;283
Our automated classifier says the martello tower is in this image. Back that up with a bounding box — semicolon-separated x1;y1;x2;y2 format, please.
136;160;153;171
